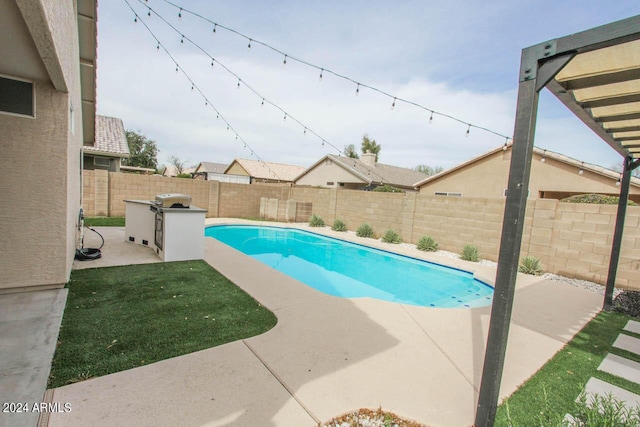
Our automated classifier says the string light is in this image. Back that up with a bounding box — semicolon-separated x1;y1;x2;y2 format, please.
303;128;307;135
466;124;471;137
125;0;389;184
578;162;584;175
391;98;396;110
429;112;433;124
283;113;287;121
151;0;512;143
147;8;151;16
180;34;184;43
248;39;252;49
283;54;287;65
178;8;182;19
541;149;546;162
355;84;360;96
237;78;241;88
134;15;138;23
261;98;265;106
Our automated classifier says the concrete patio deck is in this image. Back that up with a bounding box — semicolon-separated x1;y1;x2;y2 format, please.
40;220;602;426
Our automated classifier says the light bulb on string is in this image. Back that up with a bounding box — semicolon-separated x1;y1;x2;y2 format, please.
147;8;151;17
247;39;252;50
210;59;215;67
156;42;160;51
578;162;584;175
175;64;179;73
261;99;264;106
180;35;184;44
212;24;217;33
134;15;138;23
216;113;219;119
303;128;307;135
283;113;287;121
190;84;194;91
226;125;229;131
355;84;360;96
237;79;241;89
502;137;508;151
391;98;396;110
322;140;325;147
429;112;433;124
283;55;287;65
319;69;323;81
465;125;471;137
541;150;546;162
178;8;182;19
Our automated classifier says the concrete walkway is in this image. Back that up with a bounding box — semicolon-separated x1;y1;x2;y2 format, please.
20;222;605;426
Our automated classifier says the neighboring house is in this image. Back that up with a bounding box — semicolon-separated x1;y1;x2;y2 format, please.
415;144;640;202
294;152;428;191
193;161;249;183
1;0;96;292
162;165;196;177
83;115;129;172
225;158;306;184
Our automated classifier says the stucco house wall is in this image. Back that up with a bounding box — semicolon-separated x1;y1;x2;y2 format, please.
0;0;84;292
295;159;366;188
419;147;640;202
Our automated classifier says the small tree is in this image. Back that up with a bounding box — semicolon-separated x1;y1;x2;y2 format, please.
414;165;444;176
361;134;381;161
344;144;359;159
167;155;186;176
125;130;159;169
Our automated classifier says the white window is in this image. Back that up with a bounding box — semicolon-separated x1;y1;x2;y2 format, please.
94;157;110;167
435;192;462;196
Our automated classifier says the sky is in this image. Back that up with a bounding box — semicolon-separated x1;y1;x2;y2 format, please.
96;0;640;171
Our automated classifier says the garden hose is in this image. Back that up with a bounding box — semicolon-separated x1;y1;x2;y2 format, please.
75;226;104;261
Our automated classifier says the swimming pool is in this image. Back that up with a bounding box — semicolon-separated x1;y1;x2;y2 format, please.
205;225;494;308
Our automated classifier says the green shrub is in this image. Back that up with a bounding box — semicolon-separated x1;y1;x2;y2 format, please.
356;223;375;238
331;219;347;232
372;184;405;193
519;255;543;275
176;173;193;179
417;236;438;252
460;244;479;262
308;214;325;227
381;229;402;244
562;193;638;206
567;391;640;426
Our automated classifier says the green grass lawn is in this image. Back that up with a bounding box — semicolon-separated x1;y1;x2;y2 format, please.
49;260;277;388
84;216;125;227
496;311;639;426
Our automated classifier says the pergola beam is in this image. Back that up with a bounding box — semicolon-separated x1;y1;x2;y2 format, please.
559;68;640;91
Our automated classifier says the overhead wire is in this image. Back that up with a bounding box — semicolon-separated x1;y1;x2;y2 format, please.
154;0;513;142
122;0;282;181
128;0;390;184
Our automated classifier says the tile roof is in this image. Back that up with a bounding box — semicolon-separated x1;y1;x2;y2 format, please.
324;154;428;189
84;115;129;157
195;162;228;174
228;158;306;182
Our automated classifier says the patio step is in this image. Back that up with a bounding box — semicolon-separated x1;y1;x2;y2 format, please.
598;353;640;385
624;320;640;335
613;333;640;355
583;377;640;407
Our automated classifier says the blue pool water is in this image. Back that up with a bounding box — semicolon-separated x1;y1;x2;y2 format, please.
205;225;494;308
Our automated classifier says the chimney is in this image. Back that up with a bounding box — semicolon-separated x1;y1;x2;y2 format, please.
361;151;376;167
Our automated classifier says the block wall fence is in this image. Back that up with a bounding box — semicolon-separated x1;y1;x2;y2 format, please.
83;170;640;289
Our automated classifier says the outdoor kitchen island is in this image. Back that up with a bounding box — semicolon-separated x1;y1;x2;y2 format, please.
124;194;207;262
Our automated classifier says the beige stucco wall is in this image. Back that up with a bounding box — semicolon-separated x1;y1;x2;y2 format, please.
226;162;249;176
296;160;366;188
419;149;640;201
0;0;83;292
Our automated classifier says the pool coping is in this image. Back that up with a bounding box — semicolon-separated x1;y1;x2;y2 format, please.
205;222;495;308
204;218;545;293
